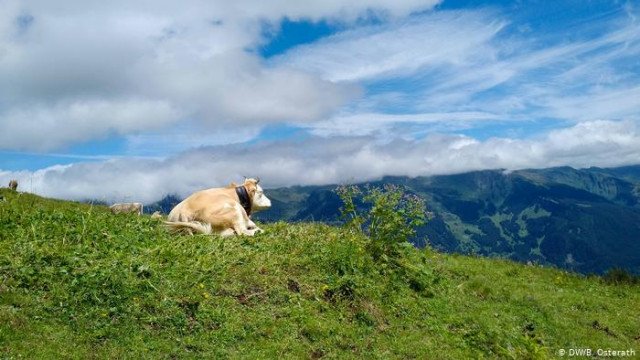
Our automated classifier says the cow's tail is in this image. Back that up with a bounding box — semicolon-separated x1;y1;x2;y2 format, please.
163;221;213;235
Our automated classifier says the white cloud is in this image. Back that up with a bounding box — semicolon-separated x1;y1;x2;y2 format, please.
539;86;640;122
276;10;505;82
124;121;262;156
277;7;640;126
0;99;183;151
2;120;638;204
307;111;500;137
131;50;362;125
418;18;640;118
0;0;440;151
15;1;441;23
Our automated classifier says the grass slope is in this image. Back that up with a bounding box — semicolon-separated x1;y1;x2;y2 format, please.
1;188;638;359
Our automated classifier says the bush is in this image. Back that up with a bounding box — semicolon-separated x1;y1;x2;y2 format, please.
336;184;427;262
602;267;639;285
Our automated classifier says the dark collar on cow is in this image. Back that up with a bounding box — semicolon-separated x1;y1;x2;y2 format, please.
235;185;252;216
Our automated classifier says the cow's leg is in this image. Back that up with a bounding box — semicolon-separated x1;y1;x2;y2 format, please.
231;204;257;236
247;220;263;234
219;228;235;237
201;202;260;237
247;218;264;233
246;219;263;233
232;221;256;236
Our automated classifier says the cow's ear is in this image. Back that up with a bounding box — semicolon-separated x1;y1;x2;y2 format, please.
245;182;257;194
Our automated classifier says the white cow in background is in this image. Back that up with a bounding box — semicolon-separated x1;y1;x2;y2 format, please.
110;202;143;215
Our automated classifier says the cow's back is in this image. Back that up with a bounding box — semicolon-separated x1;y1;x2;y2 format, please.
167;187;236;222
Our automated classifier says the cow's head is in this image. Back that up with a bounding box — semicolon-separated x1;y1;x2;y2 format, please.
243;178;271;211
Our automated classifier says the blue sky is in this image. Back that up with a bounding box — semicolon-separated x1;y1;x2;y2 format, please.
0;0;639;202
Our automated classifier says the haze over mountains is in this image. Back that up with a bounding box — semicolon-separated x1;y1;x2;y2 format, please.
148;165;640;275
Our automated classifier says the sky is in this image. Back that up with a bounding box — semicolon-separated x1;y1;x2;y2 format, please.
0;0;639;203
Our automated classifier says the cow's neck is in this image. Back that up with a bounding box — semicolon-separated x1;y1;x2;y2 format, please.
235;186;252;216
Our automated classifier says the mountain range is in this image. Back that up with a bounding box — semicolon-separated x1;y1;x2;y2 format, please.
147;165;640;275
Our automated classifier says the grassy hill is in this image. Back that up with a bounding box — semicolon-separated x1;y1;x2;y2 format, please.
1;188;639;358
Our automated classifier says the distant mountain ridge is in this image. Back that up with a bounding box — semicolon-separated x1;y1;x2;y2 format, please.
148;165;640;275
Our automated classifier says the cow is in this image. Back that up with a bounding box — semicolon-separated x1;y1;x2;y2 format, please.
164;177;271;236
110;202;143;215
8;180;17;191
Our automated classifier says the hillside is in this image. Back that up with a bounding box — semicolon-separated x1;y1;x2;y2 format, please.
239;166;640;275
1;188;639;358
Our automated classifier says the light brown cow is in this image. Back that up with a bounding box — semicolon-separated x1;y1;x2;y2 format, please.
110;202;143;215
8;180;17;191
164;178;271;236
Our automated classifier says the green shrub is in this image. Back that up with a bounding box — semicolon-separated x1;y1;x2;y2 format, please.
336;184;427;262
602;267;639;285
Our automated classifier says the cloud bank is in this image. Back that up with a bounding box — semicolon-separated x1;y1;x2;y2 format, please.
2;120;638;203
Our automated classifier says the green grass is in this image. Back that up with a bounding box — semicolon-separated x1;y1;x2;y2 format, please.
0;188;638;358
